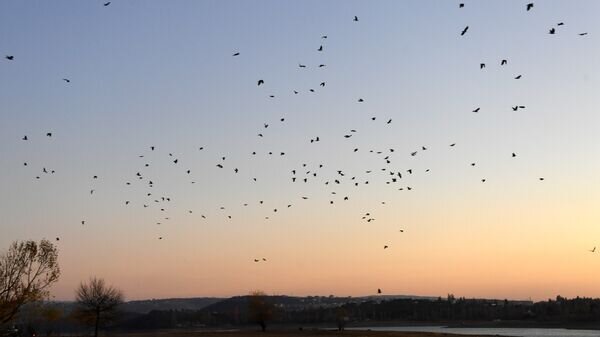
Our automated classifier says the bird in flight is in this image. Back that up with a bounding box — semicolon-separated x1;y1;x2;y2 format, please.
473;107;480;113
62;78;71;83
501;59;507;65
579;32;588;36
480;63;486;69
549;28;556;34
526;3;534;11
461;26;469;36
318;45;323;52
590;247;596;253
353;16;359;22
5;55;14;60
103;2;111;6
22;135;28;141
377;288;382;294
459;3;464;8
514;75;522;79
257;79;264;86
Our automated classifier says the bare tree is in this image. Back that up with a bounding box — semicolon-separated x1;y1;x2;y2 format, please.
0;240;60;325
75;277;123;337
247;290;273;332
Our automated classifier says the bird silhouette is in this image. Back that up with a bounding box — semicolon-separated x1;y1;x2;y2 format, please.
549;28;556;34
501;59;507;65
257;79;264;86
62;78;70;83
232;52;240;56
473;107;480;113
461;26;469;36
590;247;596;253
5;55;14;60
526;3;534;11
514;75;522;79
353;16;359;22
103;2;111;6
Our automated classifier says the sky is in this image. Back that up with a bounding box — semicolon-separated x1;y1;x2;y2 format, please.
0;0;599;302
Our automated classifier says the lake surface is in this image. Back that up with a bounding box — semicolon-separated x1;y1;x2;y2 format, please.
350;326;600;337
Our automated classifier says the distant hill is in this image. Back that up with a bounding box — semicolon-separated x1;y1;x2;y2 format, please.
120;297;223;313
199;294;439;315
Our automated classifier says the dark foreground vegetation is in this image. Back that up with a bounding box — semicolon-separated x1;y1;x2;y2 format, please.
107;330;488;337
7;294;600;336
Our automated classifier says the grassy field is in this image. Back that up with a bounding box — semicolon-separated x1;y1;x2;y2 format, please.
111;329;489;337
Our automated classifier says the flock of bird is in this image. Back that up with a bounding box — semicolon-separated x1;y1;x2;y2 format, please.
4;2;590;295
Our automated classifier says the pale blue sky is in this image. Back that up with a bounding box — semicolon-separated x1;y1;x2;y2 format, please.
1;1;599;300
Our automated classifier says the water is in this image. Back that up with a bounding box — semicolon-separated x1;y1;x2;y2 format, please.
350;326;600;337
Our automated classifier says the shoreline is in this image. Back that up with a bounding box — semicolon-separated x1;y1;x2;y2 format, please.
345;320;600;331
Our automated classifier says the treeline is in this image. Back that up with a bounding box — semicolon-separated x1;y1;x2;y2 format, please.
115;295;600;329
13;295;600;334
